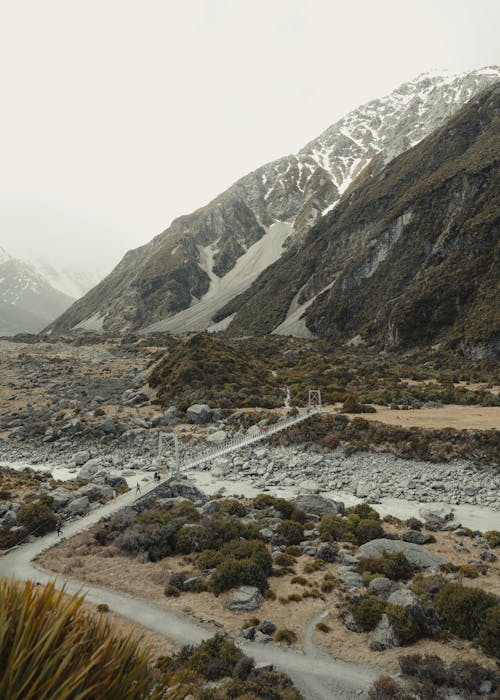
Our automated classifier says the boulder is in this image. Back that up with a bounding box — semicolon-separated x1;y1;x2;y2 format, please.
337;566;363;588
49;487;74;511
200;500;221;515
402;530;432;545
316;542;338;563
68;496;90;516
418;506;455;529
368;577;399;597
78;458;102;480
206;430;227;444
186;404;213;424
293;494;344;516
105;475;127;489
370;614;400;650
258;620;276;635
387;589;426;627
1;510;17;527
73;450;91;466
183;577;205;591
73;484;114;502
297;479;320;493
226;586;263;612
356;538;445;569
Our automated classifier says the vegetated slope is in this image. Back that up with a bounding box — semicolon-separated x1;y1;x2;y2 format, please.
44;68;499;335
217;84;500;357
0;247;74;335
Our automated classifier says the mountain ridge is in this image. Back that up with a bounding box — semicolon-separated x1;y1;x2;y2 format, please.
44;67;500;338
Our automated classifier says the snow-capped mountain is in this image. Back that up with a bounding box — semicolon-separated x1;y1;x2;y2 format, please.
31;259;105;300
0;247;75;334
46;66;499;336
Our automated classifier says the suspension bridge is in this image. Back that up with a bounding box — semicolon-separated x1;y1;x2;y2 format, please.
155;389;322;476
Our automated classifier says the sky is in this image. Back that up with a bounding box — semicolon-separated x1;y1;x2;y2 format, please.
0;0;499;276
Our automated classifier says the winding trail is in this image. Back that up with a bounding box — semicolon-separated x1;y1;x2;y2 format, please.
0;481;382;699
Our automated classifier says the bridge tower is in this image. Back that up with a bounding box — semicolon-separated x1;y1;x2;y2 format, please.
308;389;322;411
156;432;180;475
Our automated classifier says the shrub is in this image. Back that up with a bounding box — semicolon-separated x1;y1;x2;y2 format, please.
220;539;272;576
253;494;294;519
350;598;386;631
0;579;163;699
404;517;423;531
346;504;381;521
358;552;413;581
355;519;385;545
385;604;419;644
316;622;330;633
0;526;22;550
264;589;276;600
16;501;57;535
186;634;243;680
198;549;223;569
290;576;307;586
169;572;186;590
284;545;302;557
368;675;406;699
96;603;109;613
276;520;304;545
484;530;500;547
274;553;296;567
210;559;268;595
320;580;334;593
164;585;181;597
175;524;211;554
478;604;500;658
409;574;445;599
319;514;355;543
275;629;297;645
219;499;247;517
458;564;479;578
399;653;448;685
435;583;498;639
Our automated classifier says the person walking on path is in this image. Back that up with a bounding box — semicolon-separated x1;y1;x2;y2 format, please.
56;520;62;537
135;483;141;497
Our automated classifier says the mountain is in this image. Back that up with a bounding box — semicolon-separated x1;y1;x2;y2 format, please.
215;83;500;357
31;259;105;300
0;247;75;335
45;67;500;336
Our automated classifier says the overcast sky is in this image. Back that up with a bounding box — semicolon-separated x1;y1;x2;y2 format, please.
1;0;499;275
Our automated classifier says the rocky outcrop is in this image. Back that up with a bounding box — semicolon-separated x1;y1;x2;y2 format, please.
226;586;263;611
355;539;445;569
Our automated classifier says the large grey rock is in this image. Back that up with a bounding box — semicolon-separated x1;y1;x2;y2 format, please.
316;542;338;562
73;450;91;466
226;586;263;611
387;589;426;626
206;430;227;444
356;538;445;569
186;404;213;424
337;566;363;588
73;484;114;502
418;506;455;528
258;620;276;635
78;458;102;480
1;510;17;527
68;496;90;516
200;500;221;515
402;530;432;545
368;577;399;597
297;479;320;493
370;614;400;650
293;494;344;516
50;487;74;511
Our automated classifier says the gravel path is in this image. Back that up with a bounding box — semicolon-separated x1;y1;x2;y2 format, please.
0;487;382;700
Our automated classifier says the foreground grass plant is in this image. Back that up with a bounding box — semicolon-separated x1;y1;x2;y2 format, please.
0;579;164;700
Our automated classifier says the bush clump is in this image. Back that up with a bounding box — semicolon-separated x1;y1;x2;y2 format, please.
16;501;57;535
210;559;268;595
385;604;419;644
435;582;498;640
350;598;387;631
478;604;500;658
274;628;297;645
358;552;413;581
276;520;304;545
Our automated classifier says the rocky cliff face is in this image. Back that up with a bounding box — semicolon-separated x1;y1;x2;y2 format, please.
45;67;499;335
219;84;499;354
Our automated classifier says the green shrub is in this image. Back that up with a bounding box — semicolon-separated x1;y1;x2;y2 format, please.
0;526;22;550
478;604;500;658
264;588;277;600
319;514;355;543
276;520;304;545
253;494;295;519
0;580;163;699
484;530;500;548
16;501;57;535
210;559;268;595
354;519;384;544
219;499;247;517
274;553;296;567
358;552;413;581
175;524;211;553
197;549;223;569
385;604;419;644
458;564;479;578
316;622;331;633
186;634;243;680
346;504;381;521
435;583;498;639
350;598;386;631
290;576;307;586
220;539;272;575
96;603;109;613
284;545;302;557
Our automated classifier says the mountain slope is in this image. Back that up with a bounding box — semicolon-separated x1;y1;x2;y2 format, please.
217;84;500;356
0;248;75;335
45;67;500;335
